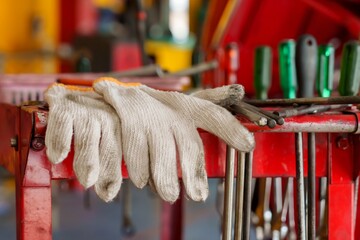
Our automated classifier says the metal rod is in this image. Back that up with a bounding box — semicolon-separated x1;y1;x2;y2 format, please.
288;178;297;240
162;60;218;78
234;152;246;240
230;104;268;126
245;95;360;107
271;177;283;239
273;104;349;118
108;64;164;78
263;178;272;238
222;146;236;240
354;176;359;234
295;133;306;240
308;132;316;240
241;101;285;125
242;151;254;240
254;179;267;239
236;102;277;128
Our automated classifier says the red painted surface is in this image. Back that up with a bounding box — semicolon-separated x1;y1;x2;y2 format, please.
0;105;358;239
328;184;354;240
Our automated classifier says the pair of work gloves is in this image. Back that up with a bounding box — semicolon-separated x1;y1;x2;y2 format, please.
45;77;254;203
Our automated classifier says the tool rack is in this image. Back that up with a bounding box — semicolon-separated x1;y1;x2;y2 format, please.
0;101;359;240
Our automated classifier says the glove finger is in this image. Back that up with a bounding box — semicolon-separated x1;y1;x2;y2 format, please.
45;105;73;164
149;130;179;203
94;122;122;202
172;124;208;201
191;84;245;108
143;87;254;152
193;101;255;152
73;118;101;188
123;126;150;189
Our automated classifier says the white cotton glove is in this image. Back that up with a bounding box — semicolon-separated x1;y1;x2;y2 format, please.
44;84;122;202
93;78;255;202
191;84;245;108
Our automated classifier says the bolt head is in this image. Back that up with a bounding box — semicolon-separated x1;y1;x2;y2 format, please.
31;137;45;151
336;136;349;150
10;137;17;148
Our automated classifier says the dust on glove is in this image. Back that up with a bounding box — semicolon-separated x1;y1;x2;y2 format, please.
93;77;254;203
45;84;122;202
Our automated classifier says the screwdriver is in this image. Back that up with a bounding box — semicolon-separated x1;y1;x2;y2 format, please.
253;46;274;239
316;44;334;239
338;40;360;236
255;46;272;100
279;40;297;99
339;41;360;97
296;34;318;240
279;39;301;240
316;45;334;98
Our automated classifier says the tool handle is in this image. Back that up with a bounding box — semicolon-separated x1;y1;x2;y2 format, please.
316;45;335;97
296;34;318;98
279;40;297;99
254;46;272;100
339;40;360;96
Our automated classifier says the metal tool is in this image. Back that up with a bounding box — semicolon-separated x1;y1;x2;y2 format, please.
162;60;219;78
242;151;254;240
234;152;246;240
338;40;360;235
316;44;334;239
244;95;360;107
296;34;318;240
279;39;306;240
252;46;275;239
222;146;236;240
253;177;272;240
338;41;360;97
241;101;284;125
273;104;349;118
230;103;268;127
287;178;297;240
295;132;306;240
279;40;297;99
234;102;277;128
254;46;272;100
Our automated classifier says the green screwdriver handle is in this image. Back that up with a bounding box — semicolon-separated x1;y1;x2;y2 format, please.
339;40;360;96
279;40;297;99
254;46;272;100
296;34;318;98
316;45;334;98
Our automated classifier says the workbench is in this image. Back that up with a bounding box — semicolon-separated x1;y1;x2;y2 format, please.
0;102;359;240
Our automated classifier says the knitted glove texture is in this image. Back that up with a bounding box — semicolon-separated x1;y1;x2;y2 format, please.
93;78;254;202
45;84;122;202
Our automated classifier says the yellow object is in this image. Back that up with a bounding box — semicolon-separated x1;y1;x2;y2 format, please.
145;39;194;72
211;0;240;48
189;0;203;34
0;0;59;73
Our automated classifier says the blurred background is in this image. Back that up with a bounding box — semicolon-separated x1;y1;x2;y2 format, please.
0;0;360;239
